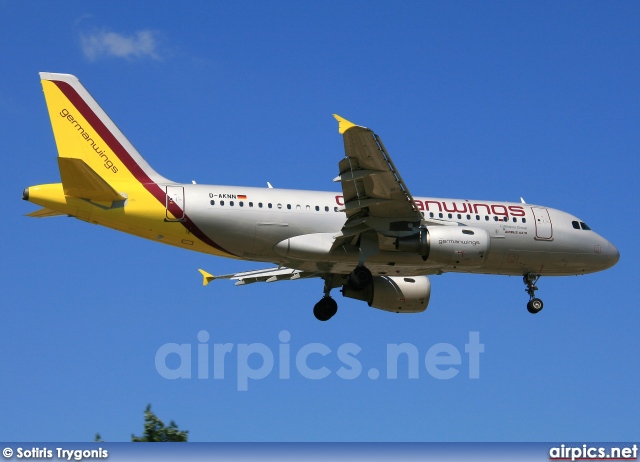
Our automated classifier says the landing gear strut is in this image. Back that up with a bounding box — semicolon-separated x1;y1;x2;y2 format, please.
313;276;339;321
523;273;543;314
313;267;374;321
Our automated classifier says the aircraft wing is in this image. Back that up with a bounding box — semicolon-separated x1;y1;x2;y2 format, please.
331;115;425;249
198;267;321;286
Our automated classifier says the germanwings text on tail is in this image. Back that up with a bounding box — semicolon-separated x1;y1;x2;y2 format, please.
23;73;619;321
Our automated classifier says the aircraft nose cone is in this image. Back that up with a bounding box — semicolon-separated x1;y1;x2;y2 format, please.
607;242;620;267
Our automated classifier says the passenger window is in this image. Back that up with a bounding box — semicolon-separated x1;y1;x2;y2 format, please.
512;217;517;223
580;222;591;230
220;200;225;206
306;205;310;211
438;213;443;218
457;214;462;219
429;212;434;218
277;204;282;209
210;200;215;205
287;204;291;210
249;202;253;207
485;216;489;221
325;206;329;212
239;202;244;207
448;213;453;219
494;216;498;221
572;221;580;230
476;215;480;220
467;214;471;220
315;206;319;211
522;218;526;223
268;203;273;209
334;207;339;212
258;202;263;208
230;201;234;206
297;205;302;210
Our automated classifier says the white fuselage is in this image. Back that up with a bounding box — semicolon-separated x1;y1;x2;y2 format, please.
180;184;619;277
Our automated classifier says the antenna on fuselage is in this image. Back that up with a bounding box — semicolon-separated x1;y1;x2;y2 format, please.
267;182;274;188
520;197;526;204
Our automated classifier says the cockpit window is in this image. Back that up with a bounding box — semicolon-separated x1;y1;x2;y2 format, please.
572;221;580;230
580;222;591;230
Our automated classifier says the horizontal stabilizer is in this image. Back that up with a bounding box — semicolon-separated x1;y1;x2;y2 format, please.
25;207;66;218
200;266;319;286
198;269;216;286
58;157;126;202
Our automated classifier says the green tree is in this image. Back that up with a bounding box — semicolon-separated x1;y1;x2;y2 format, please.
131;404;188;442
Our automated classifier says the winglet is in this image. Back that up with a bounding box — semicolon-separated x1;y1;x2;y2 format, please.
333;114;358;134
198;269;216;286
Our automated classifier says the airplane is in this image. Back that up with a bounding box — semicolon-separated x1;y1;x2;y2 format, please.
23;73;620;321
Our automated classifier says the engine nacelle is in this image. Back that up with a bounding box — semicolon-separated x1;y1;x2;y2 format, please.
395;226;490;268
342;275;431;313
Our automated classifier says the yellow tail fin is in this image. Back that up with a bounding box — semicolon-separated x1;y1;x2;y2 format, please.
40;73;170;189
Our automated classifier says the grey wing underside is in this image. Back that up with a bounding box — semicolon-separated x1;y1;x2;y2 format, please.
331;115;423;249
331;115;459;252
202;115;456;287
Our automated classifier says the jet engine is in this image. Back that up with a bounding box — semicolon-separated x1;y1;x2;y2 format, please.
395;226;490;267
342;275;431;313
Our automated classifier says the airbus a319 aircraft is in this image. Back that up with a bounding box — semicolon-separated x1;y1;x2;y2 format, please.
24;73;619;321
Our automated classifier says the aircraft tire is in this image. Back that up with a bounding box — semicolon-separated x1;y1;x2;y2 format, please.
527;298;544;314
313;297;338;321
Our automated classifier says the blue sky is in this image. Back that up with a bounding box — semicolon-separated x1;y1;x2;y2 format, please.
1;1;638;442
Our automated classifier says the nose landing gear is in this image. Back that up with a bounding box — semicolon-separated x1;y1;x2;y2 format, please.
523;273;543;314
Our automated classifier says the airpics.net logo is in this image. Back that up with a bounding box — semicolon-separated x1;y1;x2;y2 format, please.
154;331;484;391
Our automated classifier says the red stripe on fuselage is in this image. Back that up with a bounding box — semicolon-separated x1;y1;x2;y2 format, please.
53;80;233;256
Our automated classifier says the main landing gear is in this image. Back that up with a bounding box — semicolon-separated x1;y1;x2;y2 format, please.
313;266;373;321
313;296;337;322
523;273;544;314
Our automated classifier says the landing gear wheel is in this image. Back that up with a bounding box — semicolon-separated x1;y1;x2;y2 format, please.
523;273;543;314
313;296;338;321
527;298;543;314
348;266;373;291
